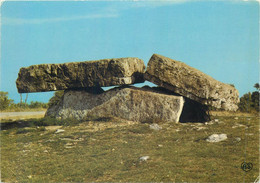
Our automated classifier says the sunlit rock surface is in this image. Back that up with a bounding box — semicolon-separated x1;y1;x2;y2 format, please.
145;54;239;111
45;86;184;123
16;57;145;93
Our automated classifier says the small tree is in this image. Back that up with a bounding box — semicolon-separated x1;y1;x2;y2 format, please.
251;83;260;111
239;83;259;112
239;92;252;112
254;83;260;91
0;91;14;110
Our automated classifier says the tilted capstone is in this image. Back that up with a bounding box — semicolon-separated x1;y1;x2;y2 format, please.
145;54;239;111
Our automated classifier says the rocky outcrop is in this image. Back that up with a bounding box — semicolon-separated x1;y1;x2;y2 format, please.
45;86;184;123
145;54;239;111
16;57;145;93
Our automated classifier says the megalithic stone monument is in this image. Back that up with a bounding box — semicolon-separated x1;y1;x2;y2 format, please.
144;54;240;111
16;57;145;93
15;54;240;122
45;86;185;123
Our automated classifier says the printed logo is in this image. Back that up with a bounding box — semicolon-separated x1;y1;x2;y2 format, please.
241;162;253;172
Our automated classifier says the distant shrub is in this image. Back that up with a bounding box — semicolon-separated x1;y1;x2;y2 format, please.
239;83;259;113
29;101;48;108
0;91;14;111
0;91;48;111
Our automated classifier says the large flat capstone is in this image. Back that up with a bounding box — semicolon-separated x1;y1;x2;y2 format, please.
45;86;184;123
145;54;239;111
16;57;145;93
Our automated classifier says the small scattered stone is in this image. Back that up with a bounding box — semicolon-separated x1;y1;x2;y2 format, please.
55;129;65;134
232;124;247;129
139;156;150;161
192;126;207;131
158;144;163;147
205;121;214;125
196;123;203;126
65;146;73;149
235;137;241;142
64;142;74;149
246;133;254;136
65;143;73;146
24;127;34;130
234;117;238;120
214;119;219;122
45;126;62;131
206;134;227;143
149;124;162;131
46;139;55;142
24;143;32;147
60;137;83;142
44;150;48;153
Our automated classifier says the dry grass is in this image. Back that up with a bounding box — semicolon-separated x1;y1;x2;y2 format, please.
0;111;259;182
210;110;258;117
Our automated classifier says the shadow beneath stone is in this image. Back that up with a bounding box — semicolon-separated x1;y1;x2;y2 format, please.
142;86;210;123
1;120;34;131
179;97;210;123
68;87;104;94
0;117;79;131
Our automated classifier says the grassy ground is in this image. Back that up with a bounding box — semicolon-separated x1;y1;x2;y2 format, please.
0;112;259;182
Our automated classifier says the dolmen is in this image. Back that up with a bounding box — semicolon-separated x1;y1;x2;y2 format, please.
16;54;240;123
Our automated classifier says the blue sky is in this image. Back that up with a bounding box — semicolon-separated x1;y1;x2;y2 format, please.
1;0;259;103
